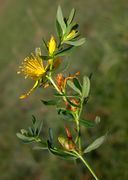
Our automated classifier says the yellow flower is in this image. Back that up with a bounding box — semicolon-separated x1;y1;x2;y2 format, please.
18;54;45;80
17;51;47;99
48;36;57;56
64;29;78;41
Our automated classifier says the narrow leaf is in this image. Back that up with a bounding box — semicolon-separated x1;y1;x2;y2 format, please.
33;146;48;150
65;38;86;46
67;80;82;95
41;99;57;106
37;120;43;136
42;38;48;51
84;134;107;153
73;78;82;92
57;108;74;121
57;6;66;34
56;19;62;39
47;140;77;160
49;128;54;143
32;115;36;124
82;76;90;98
16;133;34;143
80;119;95;127
67;8;76;25
55;46;74;57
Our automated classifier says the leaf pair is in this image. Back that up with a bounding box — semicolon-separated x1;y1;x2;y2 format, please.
67;75;90;99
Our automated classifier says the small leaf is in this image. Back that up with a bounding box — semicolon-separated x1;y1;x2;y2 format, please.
67;80;82;95
56;19;62;39
33;146;48;150
67;8;76;25
16;133;34;143
54;93;66;97
55;46;74;57
73;78;82;92
80;119;95;127
37;120;43;136
84;134;107;153
56;6;66;34
47;140;77;160
65;38;86;46
49;128;54;143
57;108;73;121
82;76;90;98
41;99;57;106
28;127;34;136
32;115;36;124
42;38;48;51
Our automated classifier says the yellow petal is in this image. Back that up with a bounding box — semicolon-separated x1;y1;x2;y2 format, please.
19;80;39;99
48;36;57;56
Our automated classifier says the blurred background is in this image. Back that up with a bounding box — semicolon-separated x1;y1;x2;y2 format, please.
0;0;128;179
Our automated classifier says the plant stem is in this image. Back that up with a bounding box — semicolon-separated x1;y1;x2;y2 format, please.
75;98;84;152
74;151;99;180
47;76;67;102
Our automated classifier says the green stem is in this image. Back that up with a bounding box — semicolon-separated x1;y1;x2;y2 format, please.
74;151;99;180
47;76;67;102
75;98;84;152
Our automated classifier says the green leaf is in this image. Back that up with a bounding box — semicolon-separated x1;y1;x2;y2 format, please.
84;134;107;153
47;140;77;160
37;120;43;136
49;128;54;143
67;8;76;25
42;38;48;51
33;146;48;150
32;115;36;124
57;108;73;121
33;119;43;136
65;38;86;46
16;133;34;143
54;93;66;97
55;46;74;57
67;80;82;95
82;76;90;98
56;6;66;34
56;19;62;39
28;127;34;136
41;99;57;106
73;78;82;92
80;119;95;127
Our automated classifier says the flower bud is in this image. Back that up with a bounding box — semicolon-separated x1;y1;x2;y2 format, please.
48;36;57;56
58;136;75;151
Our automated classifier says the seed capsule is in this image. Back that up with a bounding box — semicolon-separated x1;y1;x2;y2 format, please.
58;136;75;151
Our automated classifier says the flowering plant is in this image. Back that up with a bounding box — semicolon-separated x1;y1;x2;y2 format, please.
17;6;107;180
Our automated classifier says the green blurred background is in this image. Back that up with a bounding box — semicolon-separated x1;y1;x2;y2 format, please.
0;0;128;179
